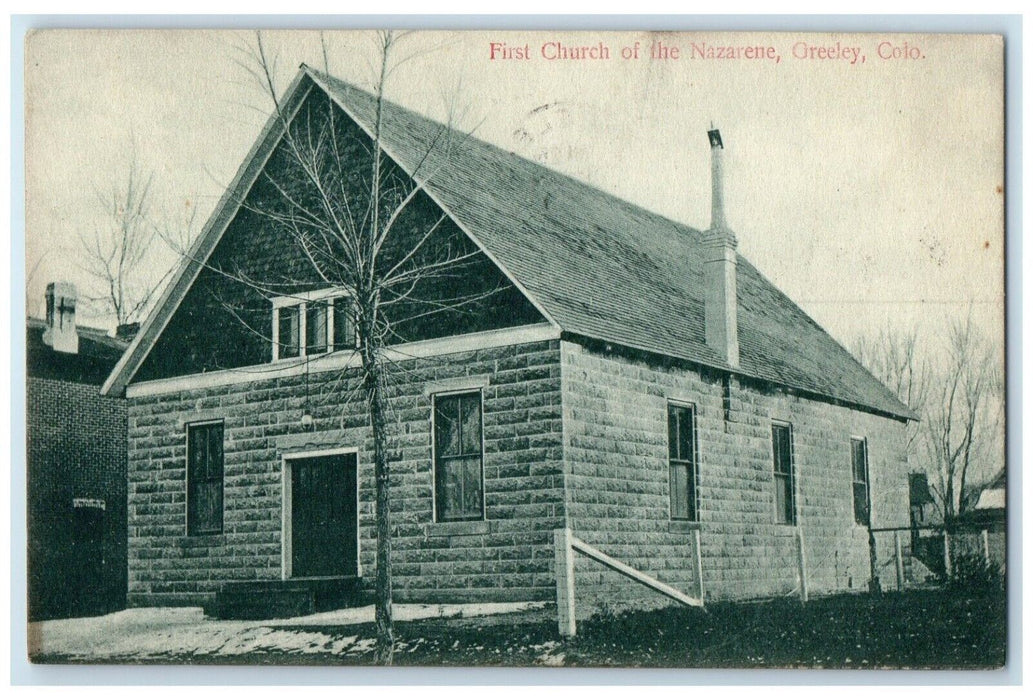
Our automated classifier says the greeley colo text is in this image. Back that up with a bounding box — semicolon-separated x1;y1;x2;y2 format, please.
489;39;924;65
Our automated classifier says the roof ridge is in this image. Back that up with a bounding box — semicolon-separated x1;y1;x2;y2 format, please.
305;67;706;239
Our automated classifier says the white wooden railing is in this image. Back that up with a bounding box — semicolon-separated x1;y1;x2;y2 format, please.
553;528;704;637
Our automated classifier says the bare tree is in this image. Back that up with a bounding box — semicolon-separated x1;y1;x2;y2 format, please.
853;326;929;461
922;315;1004;522
854;318;1004;524
78;158;160;326
219;30;489;664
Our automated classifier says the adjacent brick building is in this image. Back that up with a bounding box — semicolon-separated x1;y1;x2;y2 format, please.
27;283;131;620
102;67;915;616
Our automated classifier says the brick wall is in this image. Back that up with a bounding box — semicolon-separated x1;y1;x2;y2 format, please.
561;340;910;611
126;339;563;607
27;377;128;619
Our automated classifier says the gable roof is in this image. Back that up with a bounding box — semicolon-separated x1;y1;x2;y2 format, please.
973;467;1006;511
28;317;129;385
104;65;913;421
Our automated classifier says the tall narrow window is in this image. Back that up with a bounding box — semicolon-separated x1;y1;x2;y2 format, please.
434;392;484;522
187;421;224;535
306;302;328;355
668;403;698;521
851;438;871;526
772;422;796;525
278;305;300;359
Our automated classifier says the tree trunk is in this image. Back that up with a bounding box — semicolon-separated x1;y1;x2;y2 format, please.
363;344;393;665
867;528;881;594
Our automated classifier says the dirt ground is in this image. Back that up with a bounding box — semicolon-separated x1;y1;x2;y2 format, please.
28;589;1006;669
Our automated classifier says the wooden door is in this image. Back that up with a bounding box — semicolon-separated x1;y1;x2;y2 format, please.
290;453;357;578
70;506;106;615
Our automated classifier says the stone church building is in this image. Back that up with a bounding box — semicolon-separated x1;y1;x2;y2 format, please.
102;66;914;617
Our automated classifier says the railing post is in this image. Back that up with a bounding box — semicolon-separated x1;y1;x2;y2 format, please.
554;528;576;637
943;530;952;579
894;531;905;591
982;529;991;566
693;528;705;602
796;528;808;603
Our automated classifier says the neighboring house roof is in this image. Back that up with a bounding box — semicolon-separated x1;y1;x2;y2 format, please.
974;468;1006;511
103;66;915;421
27;317;129;385
974;488;1005;511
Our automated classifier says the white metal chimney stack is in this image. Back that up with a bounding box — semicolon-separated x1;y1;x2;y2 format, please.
43;282;79;354
701;128;739;368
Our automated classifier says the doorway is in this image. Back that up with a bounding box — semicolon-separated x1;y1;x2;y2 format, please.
284;451;358;579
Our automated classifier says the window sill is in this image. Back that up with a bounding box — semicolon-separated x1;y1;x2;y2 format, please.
267;355;305;367
668;520;701;533
178;533;225;546
425;520;492;537
271;348;359;365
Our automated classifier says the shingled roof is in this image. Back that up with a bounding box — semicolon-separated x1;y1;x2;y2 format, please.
308;69;912;420
104;66;913;420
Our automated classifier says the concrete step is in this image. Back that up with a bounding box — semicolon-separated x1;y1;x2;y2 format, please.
206;577;365;620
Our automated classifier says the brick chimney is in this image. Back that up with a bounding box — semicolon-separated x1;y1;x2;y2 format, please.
43;281;79;354
701;129;739;368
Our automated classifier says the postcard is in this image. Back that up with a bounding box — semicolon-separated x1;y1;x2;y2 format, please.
24;28;1006;669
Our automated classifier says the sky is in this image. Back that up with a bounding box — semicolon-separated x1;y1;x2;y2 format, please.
23;29;1005;358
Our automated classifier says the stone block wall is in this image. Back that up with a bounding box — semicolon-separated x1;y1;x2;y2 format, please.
126;332;910;611
560;340;910;610
125;339;563;607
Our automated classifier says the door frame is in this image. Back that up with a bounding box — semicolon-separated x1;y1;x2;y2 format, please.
280;446;360;580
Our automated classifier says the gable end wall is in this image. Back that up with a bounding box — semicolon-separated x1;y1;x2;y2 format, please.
126;339;563;607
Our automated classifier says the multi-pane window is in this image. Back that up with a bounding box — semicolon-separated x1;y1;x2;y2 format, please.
668;403;698;521
434;392;484;522
772;422;796;525
333;297;356;352
187;421;224;535
851;438;871;526
306;303;328;355
272;290;356;361
278;305;300;359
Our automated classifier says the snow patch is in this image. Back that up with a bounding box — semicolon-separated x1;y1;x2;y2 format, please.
531;640;566;666
272;601;547;626
29;602;547;661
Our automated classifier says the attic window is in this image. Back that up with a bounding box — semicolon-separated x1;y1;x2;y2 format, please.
272;289;357;362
